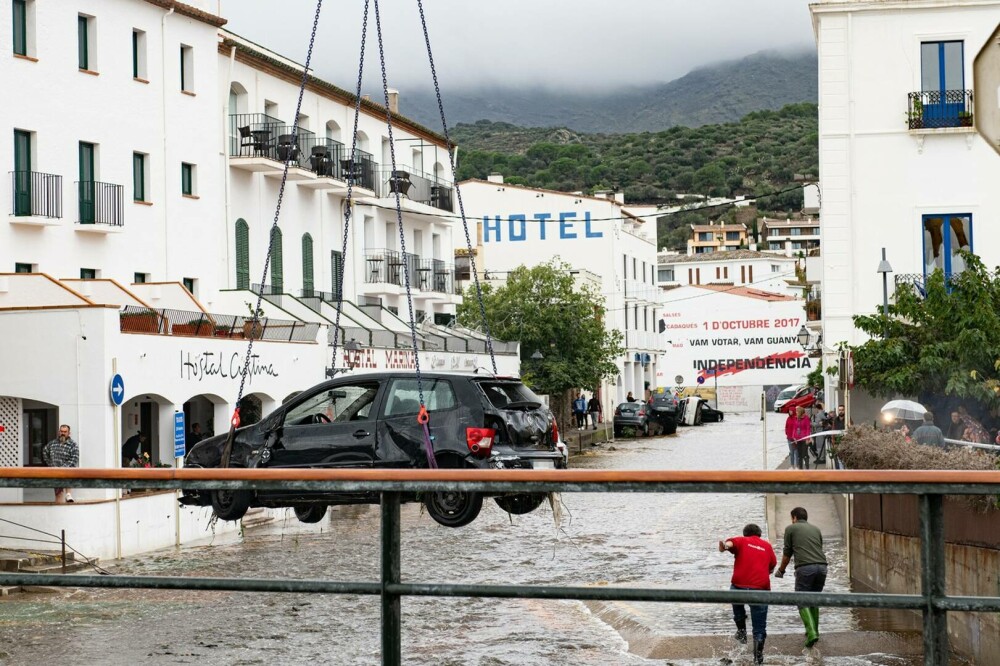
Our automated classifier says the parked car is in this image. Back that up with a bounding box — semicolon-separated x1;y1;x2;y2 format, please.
180;373;566;528
614;402;650;437
677;397;703;426
778;387;824;414
774;385;805;413
699;400;725;423
646;391;679;435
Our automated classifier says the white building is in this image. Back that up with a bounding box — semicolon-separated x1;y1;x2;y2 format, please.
657;249;802;297
457;176;661;404
0;0;515;559
759;217;821;257
810;0;1000;409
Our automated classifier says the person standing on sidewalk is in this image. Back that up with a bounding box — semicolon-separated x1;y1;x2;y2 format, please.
587;394;602;431
788;406;812;469
42;424;80;504
774;506;828;648
719;523;776;664
573;392;587;430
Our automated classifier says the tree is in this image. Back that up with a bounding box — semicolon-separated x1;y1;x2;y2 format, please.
456;260;624;423
852;253;1000;413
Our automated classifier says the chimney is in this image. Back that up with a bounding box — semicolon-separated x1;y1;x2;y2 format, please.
387;89;399;114
613;191;624;204
362;94;371;102
487;172;504;184
593;190;609;199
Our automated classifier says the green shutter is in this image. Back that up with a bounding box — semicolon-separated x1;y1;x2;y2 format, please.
301;233;314;295
133;153;144;201
270;227;283;292
13;0;26;56
181;163;192;195
78;16;88;70
78;142;95;223
132;31;139;78
179;46;185;91
13;130;31;215
331;250;343;298
235;219;249;289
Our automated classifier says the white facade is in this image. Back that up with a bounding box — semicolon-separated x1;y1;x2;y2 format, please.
811;0;1000;399
657;249;802;297
760;217;821;257
458;179;661;403
0;0;516;557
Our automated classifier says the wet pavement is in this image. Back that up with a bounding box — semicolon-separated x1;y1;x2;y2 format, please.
0;413;961;665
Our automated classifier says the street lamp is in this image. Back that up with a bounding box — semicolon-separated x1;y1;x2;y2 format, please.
530;350;544;361
876;247;893;337
796;324;811;349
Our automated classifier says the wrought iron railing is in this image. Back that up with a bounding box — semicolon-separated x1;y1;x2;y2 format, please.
9;171;62;218
895;272;959;298
379;168;454;211
429;259;454;294
119;304;319;342
76;180;123;226
907;90;974;129
0;468;997;666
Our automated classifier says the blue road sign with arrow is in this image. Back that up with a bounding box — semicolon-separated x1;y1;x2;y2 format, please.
110;374;125;406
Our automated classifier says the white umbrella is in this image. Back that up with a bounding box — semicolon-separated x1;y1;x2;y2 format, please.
880;399;927;421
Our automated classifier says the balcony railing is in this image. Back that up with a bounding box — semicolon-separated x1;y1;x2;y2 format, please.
76;181;123;226
907;90;974;130
10;171;62;218
428;258;454;294
380;168;454;211
119;304;319;342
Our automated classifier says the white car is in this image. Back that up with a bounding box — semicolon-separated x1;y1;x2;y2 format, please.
774;385;805;413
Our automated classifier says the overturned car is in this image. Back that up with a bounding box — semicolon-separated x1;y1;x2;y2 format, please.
180;373;567;527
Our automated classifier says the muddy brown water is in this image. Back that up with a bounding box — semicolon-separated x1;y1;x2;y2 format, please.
0;413;965;664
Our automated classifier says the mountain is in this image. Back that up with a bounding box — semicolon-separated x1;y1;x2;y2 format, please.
398;50;817;134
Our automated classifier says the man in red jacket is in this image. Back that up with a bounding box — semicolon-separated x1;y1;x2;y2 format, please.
720;523;777;664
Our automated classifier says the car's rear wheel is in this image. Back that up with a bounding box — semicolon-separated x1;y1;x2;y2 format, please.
426;489;483;528
211;489;251;521
294;504;327;523
495;493;546;515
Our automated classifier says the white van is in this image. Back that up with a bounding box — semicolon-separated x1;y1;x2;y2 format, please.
774;385;805;413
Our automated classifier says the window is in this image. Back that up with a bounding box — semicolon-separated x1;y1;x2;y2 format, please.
78;14;95;71
726;231;740;241
80;268;96;279
12;0;27;56
133;272;147;284
15;263;32;273
270;227;283;291
180;44;193;92
181;162;195;195
132;29;147;80
78;142;95;224
235;219;249;289
658;268;674;282
286;382;380;424
695;268;701;285
331;250;343;297
770;228;781;237
478;381;540;410
771;264;781;273
723;266;729;279
698;232;712;242
715;267;720;280
920;41;965;126
923;214;972;277
769;242;782;251
632;257;637;279
13;129;32;216
387;306;399;316
182;277;195;295
132;152;147;201
790;228;801;236
740;265;746;283
748;266;753;283
302;233;314;295
642;262;646;283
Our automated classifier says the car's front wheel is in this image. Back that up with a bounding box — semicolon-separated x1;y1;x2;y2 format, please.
426;489;483;528
293;504;327;523
211;489;251;521
495;493;546;515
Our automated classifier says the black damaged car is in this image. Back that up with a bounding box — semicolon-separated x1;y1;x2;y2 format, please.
180;373;566;528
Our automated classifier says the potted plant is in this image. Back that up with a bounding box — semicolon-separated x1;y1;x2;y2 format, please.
243;302;266;339
905;98;923;130
958;111;973;127
120;309;163;333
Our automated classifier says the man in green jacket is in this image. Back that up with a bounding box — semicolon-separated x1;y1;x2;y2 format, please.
774;506;828;647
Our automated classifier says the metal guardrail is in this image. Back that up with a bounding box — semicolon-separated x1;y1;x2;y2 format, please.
76;180;123;226
907;89;974;130
10;170;62;218
0;468;996;665
119;304;320;342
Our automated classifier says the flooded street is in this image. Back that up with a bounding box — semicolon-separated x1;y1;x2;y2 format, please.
0;413;937;665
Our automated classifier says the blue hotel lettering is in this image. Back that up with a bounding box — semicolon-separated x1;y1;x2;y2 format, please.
483;212;603;242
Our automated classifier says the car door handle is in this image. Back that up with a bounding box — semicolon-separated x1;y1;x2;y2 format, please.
353;430;370;439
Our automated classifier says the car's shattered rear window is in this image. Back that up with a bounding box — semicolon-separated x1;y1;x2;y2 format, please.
477;381;542;409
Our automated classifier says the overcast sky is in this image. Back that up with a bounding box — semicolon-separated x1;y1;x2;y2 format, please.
220;0;815;91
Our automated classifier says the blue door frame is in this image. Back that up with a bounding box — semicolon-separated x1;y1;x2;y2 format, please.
922;213;973;282
921;41;964;126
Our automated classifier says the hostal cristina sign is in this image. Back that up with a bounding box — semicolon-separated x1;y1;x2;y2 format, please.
180;351;279;384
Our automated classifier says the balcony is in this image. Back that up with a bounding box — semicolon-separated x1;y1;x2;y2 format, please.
906;90;974;130
9;171;62;225
228;113;315;180
119;304;319;342
380;168;454;212
75;181;123;232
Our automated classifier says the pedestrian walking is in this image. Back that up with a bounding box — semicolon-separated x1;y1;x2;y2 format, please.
573;392;587;429
587;395;602;431
719;523;776;664
810;403;830;465
774;506;828;648
912;412;946;448
42;424;80;504
787;406;812;469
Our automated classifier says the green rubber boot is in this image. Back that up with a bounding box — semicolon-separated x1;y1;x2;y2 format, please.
810;607;820;641
799;608;819;647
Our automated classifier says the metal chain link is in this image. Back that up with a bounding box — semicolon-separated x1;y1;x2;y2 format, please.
330;0;370;375
373;0;426;406
232;0;324;419
414;0;498;375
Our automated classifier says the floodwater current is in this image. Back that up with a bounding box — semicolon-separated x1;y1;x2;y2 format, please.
0;413;964;665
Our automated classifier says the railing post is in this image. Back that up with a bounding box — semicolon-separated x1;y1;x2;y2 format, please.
919;493;948;665
381;491;401;666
